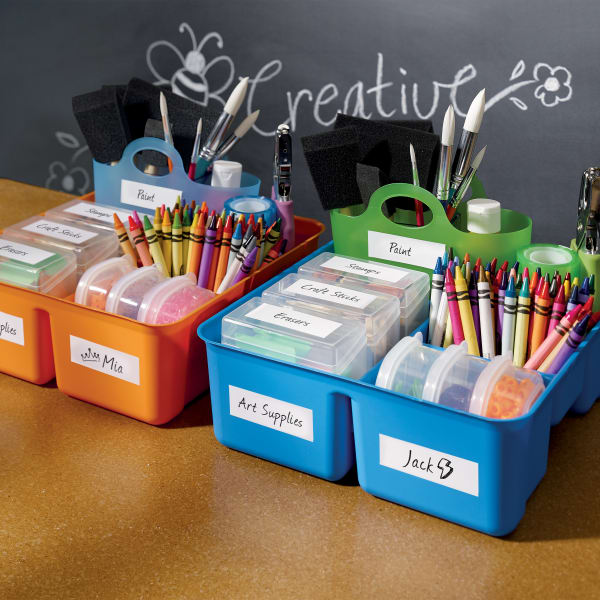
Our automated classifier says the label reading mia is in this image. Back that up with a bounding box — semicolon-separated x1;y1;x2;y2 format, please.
70;335;140;385
0;240;55;265
320;255;407;283
283;278;376;309
121;179;182;211
368;231;446;270
379;434;479;496
246;303;342;338
229;385;314;442
21;219;98;245
0;311;24;346
64;202;132;224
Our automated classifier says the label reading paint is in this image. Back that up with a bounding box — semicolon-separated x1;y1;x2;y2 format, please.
70;335;140;385
245;303;342;339
0;240;55;265
121;179;182;211
283;278;376;309
368;231;446;270
0;311;24;346
320;255;407;283
64;201;132;224
379;434;479;496
21;219;98;245
229;385;314;441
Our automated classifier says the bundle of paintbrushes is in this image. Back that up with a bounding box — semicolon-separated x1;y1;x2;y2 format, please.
113;200;285;294
427;249;599;374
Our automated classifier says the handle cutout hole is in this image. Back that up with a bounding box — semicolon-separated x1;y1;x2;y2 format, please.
381;197;432;227
133;149;171;176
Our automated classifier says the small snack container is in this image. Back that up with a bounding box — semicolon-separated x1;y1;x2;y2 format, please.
298;252;429;337
105;265;166;320
222;297;369;379
137;274;215;325
262;272;400;364
75;255;136;310
45;199;133;234
5;216;119;276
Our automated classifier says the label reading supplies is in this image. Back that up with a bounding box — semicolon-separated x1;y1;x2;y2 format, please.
21;219;98;244
0;311;24;346
121;179;182;212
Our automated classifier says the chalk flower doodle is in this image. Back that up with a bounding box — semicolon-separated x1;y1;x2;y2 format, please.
146;23;234;107
532;63;572;107
45;132;90;194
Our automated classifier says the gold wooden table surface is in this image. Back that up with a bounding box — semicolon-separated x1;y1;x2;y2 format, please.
1;179;599;599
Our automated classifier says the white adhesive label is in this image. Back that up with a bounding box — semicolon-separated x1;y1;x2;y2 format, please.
229;385;314;441
64;202;132;224
368;231;446;270
379;434;479;496
284;278;376;309
321;255;407;283
121;179;182;211
70;335;140;385
21;219;98;245
0;311;24;346
0;240;55;265
245;303;342;339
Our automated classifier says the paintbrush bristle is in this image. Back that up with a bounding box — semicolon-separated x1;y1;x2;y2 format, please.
224;77;249;117
441;105;455;146
471;145;487;170
234;110;260;138
464;89;486;133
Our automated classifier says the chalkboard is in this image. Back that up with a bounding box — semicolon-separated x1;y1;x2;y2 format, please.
1;0;599;247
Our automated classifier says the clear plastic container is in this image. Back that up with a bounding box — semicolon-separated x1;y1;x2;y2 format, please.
262;272;400;364
0;234;77;297
74;255;136;310
5;216;119;276
222;297;370;378
375;333;442;398
105;265;166;320
45;199;133;234
298;252;429;336
137;273;216;325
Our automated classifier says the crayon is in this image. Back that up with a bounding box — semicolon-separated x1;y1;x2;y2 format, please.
263;237;284;264
247;214;255;232
474;257;481;273
529;279;552;358
501;276;517;356
572;277;580;289
455;266;478;355
254;219;264;270
228;221;244;271
528;270;539;297
463;252;471;282
198;216;217;288
190;200;196;213
545;315;590;375
232;246;259;286
161;211;172;275
200;201;208;215
490;257;497;278
217;235;257;293
171;210;183;277
207;217;223;290
578;277;591;305
445;268;465;345
566;285;579;313
186;212;202;276
142;215;169;277
153;207;163;244
113;213;137;264
132;210;143;230
263;219;281;258
428;257;444;343
547;285;566;336
182;208;192;267
160;204;165;219
548;276;559;299
214;214;234;292
487;271;496;335
477;267;495;359
513;277;530;367
442;313;453;348
128;216;153;267
496;270;507;344
468;271;481;352
509;261;519;282
587;310;600;331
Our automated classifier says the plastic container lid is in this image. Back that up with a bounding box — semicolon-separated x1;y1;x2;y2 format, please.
5;216;120;275
105;265;166;319
0;234;77;296
467;198;501;234
137;273;215;324
45;199;133;233
74;255;136;310
222;297;369;376
211;160;242;188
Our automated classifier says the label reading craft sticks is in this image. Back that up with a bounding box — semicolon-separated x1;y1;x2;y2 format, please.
321;255;407;283
229;385;314;441
70;335;140;385
368;231;446;270
245;303;342;339
121;179;182;211
283;278;377;309
21;220;98;245
0;311;24;346
64;202;132;224
379;434;479;496
0;240;55;265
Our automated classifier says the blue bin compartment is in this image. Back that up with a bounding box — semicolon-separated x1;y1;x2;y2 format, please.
571;320;600;414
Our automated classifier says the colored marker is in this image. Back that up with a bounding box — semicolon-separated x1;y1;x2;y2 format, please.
445;268;465;345
529;279;552;358
128;216;153;267
513;277;530;367
113;213;137;264
501;276;517;356
198;216;217;288
161;211;172;275
455;266;478;355
232;246;259;285
545;315;590;375
214;214;233;292
477;267;495;359
171;211;183;277
428;257;444;343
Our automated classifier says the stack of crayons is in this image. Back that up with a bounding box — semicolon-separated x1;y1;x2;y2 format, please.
427;249;599;374
112;199;286;294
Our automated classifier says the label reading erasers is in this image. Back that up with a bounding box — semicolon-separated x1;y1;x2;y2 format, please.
0;240;55;265
64;202;132;224
21;219;98;245
121;179;182;211
379;434;479;496
368;231;446;270
0;311;25;346
283;278;376;309
70;335;140;385
245;303;342;338
320;255;407;283
229;385;314;441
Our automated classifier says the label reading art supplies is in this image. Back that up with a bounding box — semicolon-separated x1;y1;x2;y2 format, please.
0;311;24;346
70;335;140;385
246;303;342;339
284;278;376;309
121;180;182;212
321;255;407;283
64;202;132;224
0;240;55;265
379;434;479;496
229;385;314;441
21;220;98;245
368;231;445;270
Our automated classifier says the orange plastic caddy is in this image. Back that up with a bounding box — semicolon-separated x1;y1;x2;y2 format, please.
0;193;324;424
